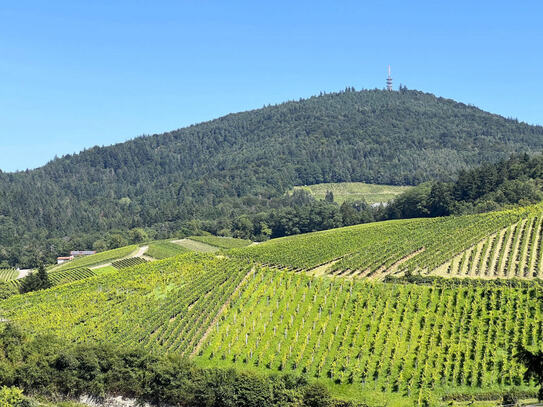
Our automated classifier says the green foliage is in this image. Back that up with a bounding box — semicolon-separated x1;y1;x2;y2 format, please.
0;325;354;407
0;283;18;300
3;89;543;266
0;271;18;282
293;182;411;205
200;268;543;396
386;154;543;219
0;254;252;355
232;205;535;277
19;264;51;294
48;268;96;286
188;235;252;249
111;257;147;269
0;387;23;407
145;241;189;259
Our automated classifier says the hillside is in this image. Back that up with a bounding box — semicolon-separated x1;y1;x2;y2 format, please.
232;204;543;279
2;206;543;405
291;182;411;205
2;88;543;266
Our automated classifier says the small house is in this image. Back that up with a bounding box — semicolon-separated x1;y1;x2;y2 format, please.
57;256;74;264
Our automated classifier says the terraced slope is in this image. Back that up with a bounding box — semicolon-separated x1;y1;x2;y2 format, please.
0;269;18;282
145;241;189;259
232;205;543;280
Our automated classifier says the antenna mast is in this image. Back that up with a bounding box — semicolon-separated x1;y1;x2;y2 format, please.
386;65;393;91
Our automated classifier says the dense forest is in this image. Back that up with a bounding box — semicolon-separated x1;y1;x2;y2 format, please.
2;88;543;266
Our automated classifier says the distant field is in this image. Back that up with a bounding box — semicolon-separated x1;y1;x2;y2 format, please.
188;236;252;249
292;182;411;204
173;238;219;253
145;241;190;259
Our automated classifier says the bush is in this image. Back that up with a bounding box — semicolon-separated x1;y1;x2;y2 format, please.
0;387;23;407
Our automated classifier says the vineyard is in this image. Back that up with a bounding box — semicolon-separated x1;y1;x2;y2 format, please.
430;213;543;279
7;267;97;290
112;257;147;269
52;245;138;271
232;205;543;280
0;269;18;281
3;205;543;404
145;241;189;259
0;254;253;356
188;236;253;250
198;268;542;398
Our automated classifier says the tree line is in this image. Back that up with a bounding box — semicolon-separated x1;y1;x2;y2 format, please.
2;88;543;267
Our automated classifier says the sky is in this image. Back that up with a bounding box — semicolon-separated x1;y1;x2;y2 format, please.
1;1;542;172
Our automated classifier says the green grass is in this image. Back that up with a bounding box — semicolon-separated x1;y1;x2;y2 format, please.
173;239;219;253
52;245;138;271
188;235;252;249
145;240;190;259
92;265;117;275
291;182;411;205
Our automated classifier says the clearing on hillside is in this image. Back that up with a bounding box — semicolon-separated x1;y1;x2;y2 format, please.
291;182;411;205
188;236;252;249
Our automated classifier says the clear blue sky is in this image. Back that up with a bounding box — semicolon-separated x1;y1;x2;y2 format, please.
1;1;542;172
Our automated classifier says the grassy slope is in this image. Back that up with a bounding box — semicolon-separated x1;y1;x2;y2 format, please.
173;239;220;253
292;182;411;205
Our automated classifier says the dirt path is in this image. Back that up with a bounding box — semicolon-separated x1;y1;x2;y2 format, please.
16;269;33;279
191;266;256;356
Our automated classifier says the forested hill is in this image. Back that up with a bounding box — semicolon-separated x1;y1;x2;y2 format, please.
1;88;543;265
